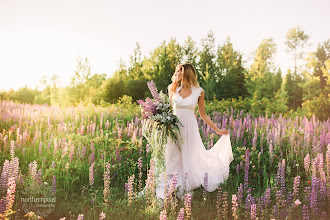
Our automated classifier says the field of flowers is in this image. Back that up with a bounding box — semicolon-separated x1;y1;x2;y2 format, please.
0;100;329;219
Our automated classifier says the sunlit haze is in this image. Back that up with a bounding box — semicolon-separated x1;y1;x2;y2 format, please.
0;0;329;91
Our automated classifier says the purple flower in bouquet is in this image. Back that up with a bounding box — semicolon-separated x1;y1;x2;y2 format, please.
147;80;161;102
136;97;158;119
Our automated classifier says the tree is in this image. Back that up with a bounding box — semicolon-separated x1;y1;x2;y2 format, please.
198;31;217;100
216;37;247;99
182;36;199;68
128;42;143;79
306;39;330;91
246;38;278;100
285;26;310;75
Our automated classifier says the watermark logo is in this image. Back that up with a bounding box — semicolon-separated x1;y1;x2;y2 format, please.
20;181;56;218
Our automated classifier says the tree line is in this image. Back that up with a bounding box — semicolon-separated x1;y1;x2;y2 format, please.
1;26;329;120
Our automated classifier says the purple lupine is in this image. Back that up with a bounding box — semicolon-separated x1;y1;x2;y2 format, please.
244;149;250;191
183;172;188;189
269;140;273;164
216;187;223;217
147;80;161;102
280;159;286;191
302;204;309;220
310;176;319;216
264;187;271;208
52;175;56;194
222;191;228;217
137;157;143;191
237;183;243;204
203;172;208;200
326;145;330;177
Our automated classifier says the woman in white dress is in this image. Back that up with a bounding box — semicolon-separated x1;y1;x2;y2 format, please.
155;63;234;200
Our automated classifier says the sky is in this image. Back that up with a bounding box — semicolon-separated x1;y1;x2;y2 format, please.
0;0;329;91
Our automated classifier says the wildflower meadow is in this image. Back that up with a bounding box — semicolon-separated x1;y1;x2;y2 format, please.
0;98;329;219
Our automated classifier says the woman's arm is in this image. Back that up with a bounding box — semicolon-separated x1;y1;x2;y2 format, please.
197;90;229;135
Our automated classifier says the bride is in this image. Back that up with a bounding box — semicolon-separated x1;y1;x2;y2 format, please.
141;63;234;201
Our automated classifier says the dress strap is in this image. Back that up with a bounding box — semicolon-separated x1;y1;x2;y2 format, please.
192;86;204;98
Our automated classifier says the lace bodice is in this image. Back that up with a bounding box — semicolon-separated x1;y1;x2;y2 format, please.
171;85;203;112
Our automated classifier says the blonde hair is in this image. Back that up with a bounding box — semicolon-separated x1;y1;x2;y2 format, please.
168;63;199;95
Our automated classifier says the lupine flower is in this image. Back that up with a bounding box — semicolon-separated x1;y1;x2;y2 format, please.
159;209;167;220
231;194;239;220
184;193;192;219
203;172;208;200
251;203;257;219
177;207;185;220
244;149;250;191
293;176;301;198
167;173;178;200
5;177;16;212
77;214;84;220
145;159;155;204
137;157;143;191
127;174;135;206
103;162;111;204
99;211;106;220
302;204;309;220
147;80;161;102
52;175;56;194
237;183;243;204
222;191;228;217
216;187;223;217
89;162;95;186
304;153;310;173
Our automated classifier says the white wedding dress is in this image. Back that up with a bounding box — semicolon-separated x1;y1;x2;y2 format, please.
153;85;234;200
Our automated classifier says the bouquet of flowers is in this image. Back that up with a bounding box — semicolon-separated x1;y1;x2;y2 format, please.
137;80;183;173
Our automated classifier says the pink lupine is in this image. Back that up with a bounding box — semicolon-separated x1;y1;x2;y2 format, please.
251;203;257;219
293;176;301;199
159;209;167;220
103;162;111;204
89;162;95;186
5;177;16;211
222;191;228;218
177;207;185;220
304;153;310;173
231;194;239;220
10;140;15;160
137;157;143;191
127;174;135;206
184;193;192;219
99;211;106;220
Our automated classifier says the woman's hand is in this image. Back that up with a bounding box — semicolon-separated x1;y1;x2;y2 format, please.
215;129;229;135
